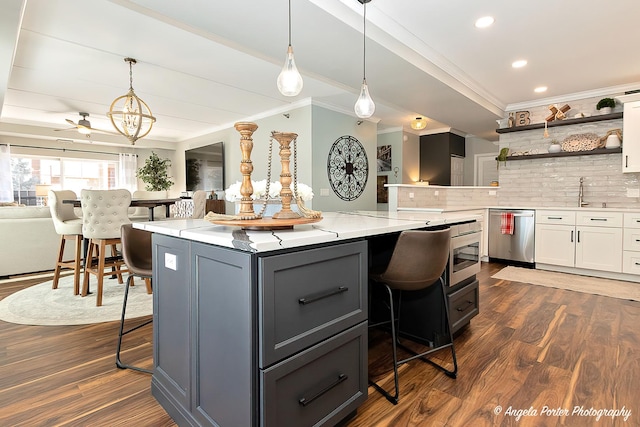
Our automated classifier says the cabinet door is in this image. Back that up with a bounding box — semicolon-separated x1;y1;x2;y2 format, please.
575;227;623;272
535;224;575;267
623;101;640;173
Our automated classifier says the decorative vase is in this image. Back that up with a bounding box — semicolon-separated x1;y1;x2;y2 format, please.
605;134;621;149
599;107;612;115
548;143;562;153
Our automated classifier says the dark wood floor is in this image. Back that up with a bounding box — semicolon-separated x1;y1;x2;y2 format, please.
1;263;638;427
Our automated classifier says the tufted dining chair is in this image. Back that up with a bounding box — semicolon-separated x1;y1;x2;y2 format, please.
80;189;131;306
49;190;84;295
191;190;207;219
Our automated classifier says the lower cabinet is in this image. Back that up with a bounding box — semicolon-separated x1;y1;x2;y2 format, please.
535;210;623;273
151;234;368;427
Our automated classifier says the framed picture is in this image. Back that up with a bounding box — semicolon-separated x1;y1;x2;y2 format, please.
377;175;388;203
377;145;391;172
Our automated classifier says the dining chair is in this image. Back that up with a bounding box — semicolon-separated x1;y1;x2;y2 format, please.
80;189;131;306
368;228;457;404
48;190;84;295
116;223;153;373
191;190;207;219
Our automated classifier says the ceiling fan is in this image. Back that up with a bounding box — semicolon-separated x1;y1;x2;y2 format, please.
55;112;116;137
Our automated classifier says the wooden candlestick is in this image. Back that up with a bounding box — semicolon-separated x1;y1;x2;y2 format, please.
270;131;301;219
234;122;259;218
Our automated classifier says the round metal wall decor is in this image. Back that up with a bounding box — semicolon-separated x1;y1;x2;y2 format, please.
327;135;368;201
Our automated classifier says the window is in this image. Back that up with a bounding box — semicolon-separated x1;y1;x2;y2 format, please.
11;155;119;205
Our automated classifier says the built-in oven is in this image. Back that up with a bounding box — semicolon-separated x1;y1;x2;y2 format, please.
449;221;482;286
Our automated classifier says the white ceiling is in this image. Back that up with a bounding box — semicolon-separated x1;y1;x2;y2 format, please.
1;0;639;148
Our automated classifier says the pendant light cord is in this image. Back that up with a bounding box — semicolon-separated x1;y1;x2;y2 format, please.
362;1;367;80
288;0;292;46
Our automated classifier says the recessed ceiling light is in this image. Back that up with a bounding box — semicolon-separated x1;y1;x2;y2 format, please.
534;86;548;93
475;16;494;28
512;59;527;68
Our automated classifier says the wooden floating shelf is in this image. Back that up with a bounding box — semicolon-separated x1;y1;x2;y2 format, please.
503;147;621;161
496;112;623;134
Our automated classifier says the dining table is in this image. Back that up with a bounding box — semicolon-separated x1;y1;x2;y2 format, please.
63;197;182;221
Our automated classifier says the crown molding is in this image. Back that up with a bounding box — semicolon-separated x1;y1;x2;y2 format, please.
506;82;640;111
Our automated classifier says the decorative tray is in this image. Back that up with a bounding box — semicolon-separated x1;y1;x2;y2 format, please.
208;216;323;230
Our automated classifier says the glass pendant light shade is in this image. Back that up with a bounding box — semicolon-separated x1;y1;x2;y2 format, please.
277;45;303;96
354;0;374;119
354;79;375;118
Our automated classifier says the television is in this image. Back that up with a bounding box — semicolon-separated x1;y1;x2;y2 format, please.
185;142;225;192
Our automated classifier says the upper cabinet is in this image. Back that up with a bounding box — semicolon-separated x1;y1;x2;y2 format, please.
622;99;640;173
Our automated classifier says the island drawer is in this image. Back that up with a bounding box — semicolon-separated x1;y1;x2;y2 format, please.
623;251;640;275
260;322;367;427
536;210;575;226
259;240;367;367
447;279;479;334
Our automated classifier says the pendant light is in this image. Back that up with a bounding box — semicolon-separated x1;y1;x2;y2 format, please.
411;117;427;130
277;0;303;96
107;58;156;145
354;0;375;119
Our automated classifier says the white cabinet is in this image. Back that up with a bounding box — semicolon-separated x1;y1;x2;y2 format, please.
535;210;622;273
623;213;640;274
535;211;576;267
622;100;640;172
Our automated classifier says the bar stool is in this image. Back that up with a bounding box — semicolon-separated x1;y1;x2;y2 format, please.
116;223;153;373
368;228;457;404
81;189;131;306
49;190;84;295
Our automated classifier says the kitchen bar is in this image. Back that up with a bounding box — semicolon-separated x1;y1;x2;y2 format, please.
134;210;482;427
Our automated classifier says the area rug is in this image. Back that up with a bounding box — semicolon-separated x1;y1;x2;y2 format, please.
492;266;640;302
0;275;152;326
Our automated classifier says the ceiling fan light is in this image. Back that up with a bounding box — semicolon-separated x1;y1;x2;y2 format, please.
411;117;427;130
277;45;303;96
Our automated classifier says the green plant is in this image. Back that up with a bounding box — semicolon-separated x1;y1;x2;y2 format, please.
596;98;616;110
136;151;174;191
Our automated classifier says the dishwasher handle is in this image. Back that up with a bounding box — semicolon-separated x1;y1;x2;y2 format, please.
490;212;534;218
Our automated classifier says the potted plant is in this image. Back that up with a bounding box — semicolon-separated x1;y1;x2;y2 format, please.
596;98;616;114
137;151;174;191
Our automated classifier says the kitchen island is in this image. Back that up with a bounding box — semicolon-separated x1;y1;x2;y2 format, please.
134;210;482;427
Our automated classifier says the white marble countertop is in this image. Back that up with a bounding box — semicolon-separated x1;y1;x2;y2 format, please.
133;210;482;253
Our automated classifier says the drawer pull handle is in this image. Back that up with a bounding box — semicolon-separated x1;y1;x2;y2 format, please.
635;262;640;266
457;300;474;312
636;239;640;242
590;218;607;221
548;216;563;220
298;373;348;407
298;286;348;305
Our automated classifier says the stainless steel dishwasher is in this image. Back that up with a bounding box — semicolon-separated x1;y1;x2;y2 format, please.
488;209;535;264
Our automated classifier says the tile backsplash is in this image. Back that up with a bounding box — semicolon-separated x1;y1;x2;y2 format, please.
497;95;640;208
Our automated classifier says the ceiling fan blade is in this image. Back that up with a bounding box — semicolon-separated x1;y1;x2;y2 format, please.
65;118;77;126
91;127;120;136
54;127;77;132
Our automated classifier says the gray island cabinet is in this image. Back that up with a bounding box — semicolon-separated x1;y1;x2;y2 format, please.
137;210;483;426
151;234;368;427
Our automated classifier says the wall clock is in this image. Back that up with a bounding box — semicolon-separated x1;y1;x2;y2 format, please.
327;135;369;201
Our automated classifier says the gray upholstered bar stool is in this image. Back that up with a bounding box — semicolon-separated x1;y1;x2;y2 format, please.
80;189;131;306
368;228;457;404
116;223;153;373
49;190;84;295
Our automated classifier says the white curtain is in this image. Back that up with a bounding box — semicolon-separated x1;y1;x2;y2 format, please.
0;144;12;202
118;153;138;192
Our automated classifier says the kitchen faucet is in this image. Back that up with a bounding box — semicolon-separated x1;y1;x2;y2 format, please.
579;177;589;207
